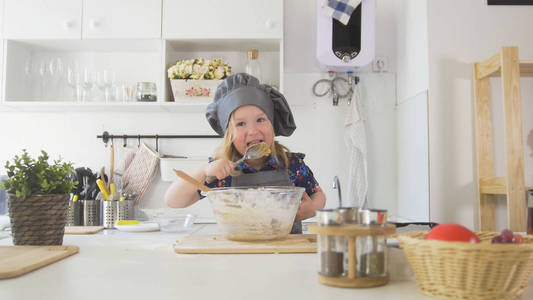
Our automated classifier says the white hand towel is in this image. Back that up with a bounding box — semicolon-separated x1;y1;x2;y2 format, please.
344;84;368;208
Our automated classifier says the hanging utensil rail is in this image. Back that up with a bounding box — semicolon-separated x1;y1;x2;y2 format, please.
97;131;220;152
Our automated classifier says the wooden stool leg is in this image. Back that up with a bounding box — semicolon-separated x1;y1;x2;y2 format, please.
348;236;356;279
501;47;526;232
473;66;496;231
479;194;496;231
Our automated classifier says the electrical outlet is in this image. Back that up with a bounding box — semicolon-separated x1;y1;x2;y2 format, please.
372;56;389;72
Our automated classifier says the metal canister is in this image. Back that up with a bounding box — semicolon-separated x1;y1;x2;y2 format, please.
67;199;83;226
103;200;118;228
117;199;134;220
316;209;346;277
357;209;388;277
316;209;343;226
82;200;101;226
360;209;387;225
338;206;361;224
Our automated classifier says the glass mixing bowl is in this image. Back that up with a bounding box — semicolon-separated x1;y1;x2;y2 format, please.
206;186;304;241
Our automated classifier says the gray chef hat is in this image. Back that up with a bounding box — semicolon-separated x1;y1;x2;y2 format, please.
206;73;296;137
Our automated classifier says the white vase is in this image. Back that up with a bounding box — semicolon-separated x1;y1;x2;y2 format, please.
170;79;223;102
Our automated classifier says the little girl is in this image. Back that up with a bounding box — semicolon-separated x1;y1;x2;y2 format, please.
165;73;326;233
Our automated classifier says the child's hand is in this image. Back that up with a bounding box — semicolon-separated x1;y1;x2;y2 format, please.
205;159;236;180
295;192;315;221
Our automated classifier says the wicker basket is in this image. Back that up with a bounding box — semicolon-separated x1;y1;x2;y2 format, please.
8;194;69;245
398;231;533;300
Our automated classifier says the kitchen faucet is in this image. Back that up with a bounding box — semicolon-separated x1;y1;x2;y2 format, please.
333;176;342;208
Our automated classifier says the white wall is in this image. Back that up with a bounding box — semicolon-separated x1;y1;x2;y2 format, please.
392;0;429;103
0;0;409;221
427;0;533;228
390;0;430;222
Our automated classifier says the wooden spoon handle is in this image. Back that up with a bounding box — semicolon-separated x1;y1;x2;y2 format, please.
173;169;211;192
110;143;114;184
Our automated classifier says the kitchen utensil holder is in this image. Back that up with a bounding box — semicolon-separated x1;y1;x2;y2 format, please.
308;223;396;288
103;200;118;228
82;200;101;226
67;200;83;226
118;200;134;220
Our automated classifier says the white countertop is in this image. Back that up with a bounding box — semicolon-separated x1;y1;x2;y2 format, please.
1;224;532;300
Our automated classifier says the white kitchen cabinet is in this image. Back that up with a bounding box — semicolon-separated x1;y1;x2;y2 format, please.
1;0;284;110
83;0;162;39
4;0;82;39
162;0;283;39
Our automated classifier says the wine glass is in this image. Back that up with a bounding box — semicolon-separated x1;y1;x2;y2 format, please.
96;70;115;102
48;57;64;100
81;68;95;102
24;57;34;79
37;60;48;100
66;66;82;102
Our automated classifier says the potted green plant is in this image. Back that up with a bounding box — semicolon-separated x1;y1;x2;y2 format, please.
1;150;76;245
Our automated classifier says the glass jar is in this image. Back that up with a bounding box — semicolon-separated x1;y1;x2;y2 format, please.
245;49;262;82
357;209;388;277
136;82;157;102
316;209;346;277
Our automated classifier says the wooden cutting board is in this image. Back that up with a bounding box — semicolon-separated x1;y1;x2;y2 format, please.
65;226;104;234
174;234;317;254
0;245;79;279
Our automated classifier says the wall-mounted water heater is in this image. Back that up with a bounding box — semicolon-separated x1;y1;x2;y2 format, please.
316;0;376;71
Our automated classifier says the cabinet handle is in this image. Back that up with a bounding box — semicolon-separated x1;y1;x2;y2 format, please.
89;19;101;29
265;18;274;29
63;20;74;29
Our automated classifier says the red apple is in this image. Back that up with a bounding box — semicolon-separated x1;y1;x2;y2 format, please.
425;223;480;243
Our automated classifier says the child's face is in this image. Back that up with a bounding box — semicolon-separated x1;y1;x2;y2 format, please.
230;105;274;155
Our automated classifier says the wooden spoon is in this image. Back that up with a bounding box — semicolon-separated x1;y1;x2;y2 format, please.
206;142;271;183
174;169;211;193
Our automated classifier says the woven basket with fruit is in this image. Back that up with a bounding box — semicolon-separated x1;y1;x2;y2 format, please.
398;224;533;300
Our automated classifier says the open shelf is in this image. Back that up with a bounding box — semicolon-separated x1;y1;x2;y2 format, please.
0;101;208;113
2;38;283;110
3;39;164;103
163;39;282;102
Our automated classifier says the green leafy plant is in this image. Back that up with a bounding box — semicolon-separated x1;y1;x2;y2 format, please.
1;150;77;197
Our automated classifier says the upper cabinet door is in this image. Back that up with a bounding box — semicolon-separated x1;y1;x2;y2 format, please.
162;0;283;39
83;0;162;39
4;0;82;39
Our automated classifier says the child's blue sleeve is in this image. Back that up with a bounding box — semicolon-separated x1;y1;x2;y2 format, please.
287;153;320;196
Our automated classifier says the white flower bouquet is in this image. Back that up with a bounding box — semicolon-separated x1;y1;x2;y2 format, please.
167;58;232;80
168;58;232;101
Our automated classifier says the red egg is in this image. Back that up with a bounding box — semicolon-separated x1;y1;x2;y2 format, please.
425;223;480;243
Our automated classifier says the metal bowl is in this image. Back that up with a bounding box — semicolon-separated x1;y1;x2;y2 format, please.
206;186;304;241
